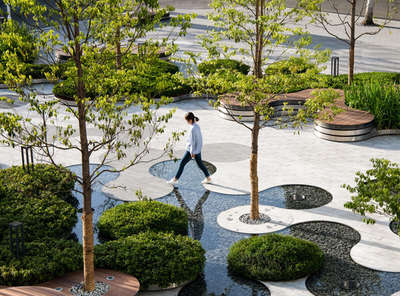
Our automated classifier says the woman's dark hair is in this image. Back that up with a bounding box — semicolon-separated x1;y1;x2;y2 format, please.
185;112;199;123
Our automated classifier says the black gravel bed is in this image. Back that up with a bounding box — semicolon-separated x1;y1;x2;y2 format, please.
261;184;333;210
279;221;400;296
390;221;399;236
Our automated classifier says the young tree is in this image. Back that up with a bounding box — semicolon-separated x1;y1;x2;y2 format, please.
196;0;332;220
94;0;186;69
314;0;392;84
362;0;375;25
0;0;189;291
344;158;400;235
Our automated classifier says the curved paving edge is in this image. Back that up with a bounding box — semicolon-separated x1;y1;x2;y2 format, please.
217;205;295;234
261;277;313;296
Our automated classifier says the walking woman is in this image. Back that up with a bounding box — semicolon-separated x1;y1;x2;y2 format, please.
168;112;212;185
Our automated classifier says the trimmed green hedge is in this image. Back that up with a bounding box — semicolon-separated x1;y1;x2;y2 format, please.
0;164;77;243
53;58;189;100
227;234;324;281
97;200;188;242
265;57;318;75
0;164;77;207
198;59;250;76
0;238;82;286
95;232;205;290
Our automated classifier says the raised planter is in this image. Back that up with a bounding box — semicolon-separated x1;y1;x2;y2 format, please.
314;120;377;142
218;92;306;122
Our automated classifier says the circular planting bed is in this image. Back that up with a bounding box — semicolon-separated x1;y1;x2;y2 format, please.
314;93;376;142
217;205;294;234
280;221;400;296
218;93;306;123
263;184;333;209
227;234;324;281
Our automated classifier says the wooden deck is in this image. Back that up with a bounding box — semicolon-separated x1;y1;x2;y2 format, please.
0;269;140;296
41;269;140;296
0;286;64;296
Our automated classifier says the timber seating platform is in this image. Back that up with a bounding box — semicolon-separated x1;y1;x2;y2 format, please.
41;269;140;296
0;269;140;296
218;89;376;142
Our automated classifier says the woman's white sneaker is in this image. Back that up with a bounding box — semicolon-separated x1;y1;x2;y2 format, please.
201;178;212;184
167;178;178;185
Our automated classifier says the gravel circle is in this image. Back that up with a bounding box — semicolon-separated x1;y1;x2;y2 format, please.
281;185;333;209
239;213;271;225
70;281;110;296
280;221;400;296
390;221;399;236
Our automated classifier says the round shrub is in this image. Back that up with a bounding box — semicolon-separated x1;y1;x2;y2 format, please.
0;164;78;243
53;78;98;101
227;234;324;281
97;200;188;241
0;164;77;207
0;192;77;243
94;232;205;290
0;238;82;286
198;59;250;76
265;57;318;75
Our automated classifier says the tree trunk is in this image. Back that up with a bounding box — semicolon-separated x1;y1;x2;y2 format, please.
116;26;121;69
249;0;264;220
254;0;263;78
73;15;95;293
348;0;356;85
250;112;260;220
362;0;375;25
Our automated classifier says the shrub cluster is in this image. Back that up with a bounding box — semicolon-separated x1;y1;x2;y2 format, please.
0;164;77;207
227;234;324;281
0;164;77;244
95;232;205;289
53;57;190;100
0;164;81;286
316;72;400;90
345;81;400;129
0;238;82;286
265;57;318;75
198;59;250;76
97;200;188;241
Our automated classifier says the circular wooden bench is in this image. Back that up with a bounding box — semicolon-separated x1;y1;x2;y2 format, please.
218;89;376;142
